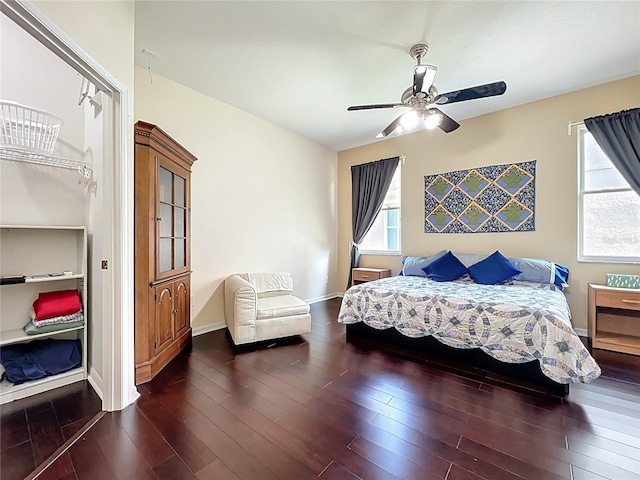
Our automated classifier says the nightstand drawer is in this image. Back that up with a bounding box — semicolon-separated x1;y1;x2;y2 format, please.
596;288;640;312
352;268;391;284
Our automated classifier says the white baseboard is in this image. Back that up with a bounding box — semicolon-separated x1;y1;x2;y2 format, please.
192;321;226;337
573;327;588;337
87;368;103;400
305;292;343;304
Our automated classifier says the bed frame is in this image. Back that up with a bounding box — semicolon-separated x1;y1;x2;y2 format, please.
346;322;569;402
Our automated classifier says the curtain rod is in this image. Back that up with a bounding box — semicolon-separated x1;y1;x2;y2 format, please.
567;120;584;136
349;154;405;168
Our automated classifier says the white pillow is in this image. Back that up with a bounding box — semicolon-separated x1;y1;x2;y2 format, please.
402;251;447;276
451;252;491;268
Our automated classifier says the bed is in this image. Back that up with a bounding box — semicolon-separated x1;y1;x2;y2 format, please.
338;274;601;399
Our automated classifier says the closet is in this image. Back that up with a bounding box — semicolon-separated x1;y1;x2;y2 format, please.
0;14;103;403
134;121;196;385
0;226;87;402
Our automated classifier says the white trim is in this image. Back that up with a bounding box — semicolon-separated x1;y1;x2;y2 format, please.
577;126;640;264
193;322;226;336
305;293;343;304
6;0;138;411
573;327;588;338
113;88;139;409
577;255;640;264
359;250;402;256
87;368;104;400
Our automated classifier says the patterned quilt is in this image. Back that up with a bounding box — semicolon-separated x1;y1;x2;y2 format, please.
338;276;601;384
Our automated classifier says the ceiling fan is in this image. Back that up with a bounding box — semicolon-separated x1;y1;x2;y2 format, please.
347;43;507;138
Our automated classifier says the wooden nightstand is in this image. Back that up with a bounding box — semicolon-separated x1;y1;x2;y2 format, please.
588;284;640;356
352;267;391;285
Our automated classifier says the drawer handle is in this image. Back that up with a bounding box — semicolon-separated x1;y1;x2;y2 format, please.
361;275;369;278
621;299;640;305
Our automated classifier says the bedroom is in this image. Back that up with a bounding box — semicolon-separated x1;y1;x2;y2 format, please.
0;1;639;479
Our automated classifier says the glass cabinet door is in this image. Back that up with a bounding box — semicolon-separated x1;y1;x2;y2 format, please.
157;160;189;277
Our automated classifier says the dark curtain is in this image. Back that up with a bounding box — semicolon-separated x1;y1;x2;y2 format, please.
584;108;640;195
347;156;400;289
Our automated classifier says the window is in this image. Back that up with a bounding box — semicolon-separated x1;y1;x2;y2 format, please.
359;165;401;254
578;127;640;262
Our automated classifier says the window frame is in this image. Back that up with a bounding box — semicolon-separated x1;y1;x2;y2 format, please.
359;165;401;255
577;126;640;263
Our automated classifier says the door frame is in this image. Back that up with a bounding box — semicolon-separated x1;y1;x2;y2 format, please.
1;0;138;410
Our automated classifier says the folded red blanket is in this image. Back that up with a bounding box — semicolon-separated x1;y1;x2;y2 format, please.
33;290;82;321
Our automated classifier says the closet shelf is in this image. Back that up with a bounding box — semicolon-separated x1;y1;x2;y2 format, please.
0;324;84;347
0;367;85;403
0;147;92;180
25;273;84;283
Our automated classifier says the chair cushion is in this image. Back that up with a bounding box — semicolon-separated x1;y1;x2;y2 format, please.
256;294;310;320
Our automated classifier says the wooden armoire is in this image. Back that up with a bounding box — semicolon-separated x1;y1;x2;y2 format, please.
134;121;197;385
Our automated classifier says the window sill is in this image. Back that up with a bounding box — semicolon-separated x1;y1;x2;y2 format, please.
359;250;402;256
578;256;640;264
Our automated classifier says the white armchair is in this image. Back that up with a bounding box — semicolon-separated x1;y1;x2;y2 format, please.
224;272;311;345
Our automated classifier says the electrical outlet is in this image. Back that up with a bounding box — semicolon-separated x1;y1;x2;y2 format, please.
325;275;329;285
101;260;108;270
190;293;195;306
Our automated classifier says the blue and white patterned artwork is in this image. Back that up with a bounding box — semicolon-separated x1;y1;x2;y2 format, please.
424;160;536;233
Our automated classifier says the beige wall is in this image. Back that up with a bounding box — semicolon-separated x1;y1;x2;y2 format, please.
35;1;135;91
134;68;338;331
338;76;640;331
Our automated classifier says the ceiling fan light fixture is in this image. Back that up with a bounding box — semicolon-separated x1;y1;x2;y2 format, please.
400;110;419;129
424;111;443;129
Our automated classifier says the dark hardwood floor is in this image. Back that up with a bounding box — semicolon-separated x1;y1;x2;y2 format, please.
0;379;102;480
4;298;640;480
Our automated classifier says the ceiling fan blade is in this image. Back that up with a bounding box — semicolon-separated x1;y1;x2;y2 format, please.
378;113;405;138
432;108;460;133
347;103;405;111
413;65;437;95
435;81;507;105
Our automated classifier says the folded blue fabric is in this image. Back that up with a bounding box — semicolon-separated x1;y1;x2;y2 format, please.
402;250;447;277
0;339;81;385
422;251;468;282
468;250;521;285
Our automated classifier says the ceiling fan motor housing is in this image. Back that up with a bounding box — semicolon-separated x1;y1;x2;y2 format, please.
401;85;438;108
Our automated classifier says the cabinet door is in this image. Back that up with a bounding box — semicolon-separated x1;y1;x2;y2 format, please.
174;277;190;337
155;283;175;354
156;154;190;281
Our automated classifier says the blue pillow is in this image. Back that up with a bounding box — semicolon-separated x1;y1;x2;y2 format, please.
402;251;447;277
468;251;521;285
422;251;468;282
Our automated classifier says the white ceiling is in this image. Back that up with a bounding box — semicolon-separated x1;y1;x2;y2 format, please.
134;1;640;151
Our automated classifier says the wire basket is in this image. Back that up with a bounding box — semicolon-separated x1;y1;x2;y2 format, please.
0;100;64;155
